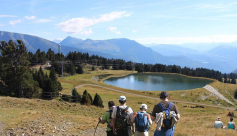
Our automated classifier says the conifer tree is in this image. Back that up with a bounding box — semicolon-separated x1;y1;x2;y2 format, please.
71;88;81;102
83;90;93;104
67;63;76;75
81;95;91;105
77;65;83;74
0;40;40;98
92;93;104;108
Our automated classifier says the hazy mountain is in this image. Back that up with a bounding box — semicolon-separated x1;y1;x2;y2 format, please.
0;31;58;53
1;31;236;73
0;31;114;59
60;37;203;66
232;69;237;74
179;43;221;53
53;39;62;44
147;44;199;56
60;36;83;46
205;45;237;60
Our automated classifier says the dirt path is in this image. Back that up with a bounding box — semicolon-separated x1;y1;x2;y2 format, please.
203;85;234;105
76;84;236;110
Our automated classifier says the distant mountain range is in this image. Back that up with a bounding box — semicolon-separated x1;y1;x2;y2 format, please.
0;30;237;73
147;44;200;56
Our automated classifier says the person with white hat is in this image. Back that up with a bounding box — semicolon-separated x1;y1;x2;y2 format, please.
214;117;223;129
131;104;152;136
112;96;134;136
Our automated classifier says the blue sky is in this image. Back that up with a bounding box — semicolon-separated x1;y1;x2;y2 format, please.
1;0;237;45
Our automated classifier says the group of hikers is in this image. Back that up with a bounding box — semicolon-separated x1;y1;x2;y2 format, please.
214;116;236;130
98;91;180;136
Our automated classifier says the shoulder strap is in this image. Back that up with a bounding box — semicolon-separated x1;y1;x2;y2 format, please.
158;103;164;111
168;102;173;110
125;106;129;111
116;106;120;115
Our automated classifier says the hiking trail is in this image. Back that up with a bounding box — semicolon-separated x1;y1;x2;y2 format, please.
76;84;236;110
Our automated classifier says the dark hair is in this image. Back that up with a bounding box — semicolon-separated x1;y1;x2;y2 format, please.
119;100;126;104
230;117;233;122
160;91;169;99
108;101;115;108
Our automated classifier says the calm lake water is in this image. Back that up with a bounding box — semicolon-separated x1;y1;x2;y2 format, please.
104;73;213;91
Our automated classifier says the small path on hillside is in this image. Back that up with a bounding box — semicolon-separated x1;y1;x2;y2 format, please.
203;85;233;105
76;84;236;110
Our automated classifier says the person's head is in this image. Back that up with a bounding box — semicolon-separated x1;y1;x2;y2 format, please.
140;104;148;111
119;96;126;105
108;101;115;109
230;117;233;122
217;117;221;121
160;91;169;100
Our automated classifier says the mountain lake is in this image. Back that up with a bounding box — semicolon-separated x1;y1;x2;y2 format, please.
104;73;213;91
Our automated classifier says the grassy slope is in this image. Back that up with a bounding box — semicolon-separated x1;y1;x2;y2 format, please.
0;66;237;135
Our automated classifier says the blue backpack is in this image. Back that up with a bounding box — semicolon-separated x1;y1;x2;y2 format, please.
158;102;174;130
135;112;149;132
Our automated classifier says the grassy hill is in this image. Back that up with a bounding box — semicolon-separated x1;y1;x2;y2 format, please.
0;67;237;135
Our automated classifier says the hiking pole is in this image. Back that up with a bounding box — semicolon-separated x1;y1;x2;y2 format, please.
94;116;101;136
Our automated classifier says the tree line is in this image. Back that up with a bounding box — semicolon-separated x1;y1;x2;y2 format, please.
0;40;104;108
1;40;236;99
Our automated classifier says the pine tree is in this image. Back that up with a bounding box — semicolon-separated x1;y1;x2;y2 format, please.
92;66;95;71
71;88;81;102
81;95;91;106
92;93;104;108
49;67;57;82
83;90;93;104
0;40;40;98
67;63;76;75
77;65;83;74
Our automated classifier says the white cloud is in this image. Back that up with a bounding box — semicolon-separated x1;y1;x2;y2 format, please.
136;35;237;44
0;15;17;17
81;28;93;35
107;27;121;34
0;23;4;26
35;19;52;23
9;19;21;26
133;29;138;33
57;11;129;34
24;15;36;20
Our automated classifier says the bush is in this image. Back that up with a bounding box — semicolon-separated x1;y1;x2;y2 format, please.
81;95;91;106
71;88;81;103
92;93;104;108
61;94;71;102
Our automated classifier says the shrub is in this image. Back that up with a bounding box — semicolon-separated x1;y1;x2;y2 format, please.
61;94;71;102
92;93;104;108
71;88;81;103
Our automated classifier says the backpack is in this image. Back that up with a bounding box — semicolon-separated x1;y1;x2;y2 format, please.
135;112;149;132
115;106;131;130
158;102;174;130
106;106;115;129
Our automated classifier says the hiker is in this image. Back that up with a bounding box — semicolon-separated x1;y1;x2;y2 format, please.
131;104;152;136
99;101;116;136
214;117;223;129
112;96;135;136
228;117;235;130
151;91;180;136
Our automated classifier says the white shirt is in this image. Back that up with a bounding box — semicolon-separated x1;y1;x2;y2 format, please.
214;121;223;128
112;105;133;120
